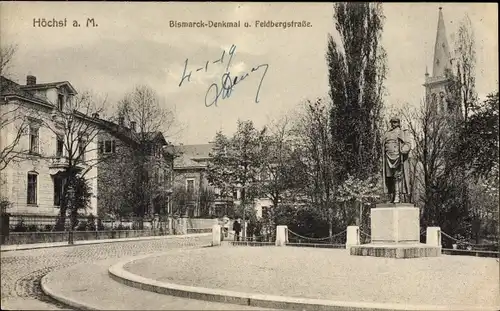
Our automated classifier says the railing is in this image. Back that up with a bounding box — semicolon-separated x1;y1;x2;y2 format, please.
49;156;70;168
219;227;499;258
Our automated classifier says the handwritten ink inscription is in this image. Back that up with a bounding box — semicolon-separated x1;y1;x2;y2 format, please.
178;44;269;107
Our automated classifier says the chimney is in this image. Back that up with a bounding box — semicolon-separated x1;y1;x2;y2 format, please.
92;112;100;119
118;115;124;126
130;121;136;132
26;75;37;85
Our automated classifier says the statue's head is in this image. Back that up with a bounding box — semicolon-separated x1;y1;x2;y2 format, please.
390;117;401;129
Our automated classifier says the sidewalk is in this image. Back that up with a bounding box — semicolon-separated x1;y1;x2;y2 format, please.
0;233;211;252
41;257;275;310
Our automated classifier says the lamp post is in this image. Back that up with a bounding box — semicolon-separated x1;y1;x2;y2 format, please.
67;185;75;245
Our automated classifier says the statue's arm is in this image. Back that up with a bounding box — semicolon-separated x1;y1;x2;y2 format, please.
399;129;411;154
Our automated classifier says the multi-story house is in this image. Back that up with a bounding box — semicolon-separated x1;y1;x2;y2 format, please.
96;116;174;224
0;75;99;226
173;143;236;218
173;143;272;219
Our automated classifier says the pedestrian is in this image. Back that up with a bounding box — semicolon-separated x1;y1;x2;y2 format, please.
233;218;241;241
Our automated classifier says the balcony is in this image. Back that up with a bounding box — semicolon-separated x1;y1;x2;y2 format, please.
49;157;70;168
49;156;87;174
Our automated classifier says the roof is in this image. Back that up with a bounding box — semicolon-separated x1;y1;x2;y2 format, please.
174;143;214;169
0;76;53;107
20;81;78;95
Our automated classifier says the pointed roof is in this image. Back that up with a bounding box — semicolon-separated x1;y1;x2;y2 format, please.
432;7;451;78
20;81;78;95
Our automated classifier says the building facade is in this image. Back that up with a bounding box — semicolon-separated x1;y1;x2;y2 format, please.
173;143;272;219
0;75;98;226
96;117;175;223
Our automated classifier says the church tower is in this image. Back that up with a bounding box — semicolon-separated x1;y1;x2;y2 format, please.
423;7;453;115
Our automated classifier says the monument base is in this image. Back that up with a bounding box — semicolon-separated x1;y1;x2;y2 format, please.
350;243;441;259
349;203;441;258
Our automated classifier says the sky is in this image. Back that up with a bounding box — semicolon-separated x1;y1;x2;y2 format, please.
1;2;498;145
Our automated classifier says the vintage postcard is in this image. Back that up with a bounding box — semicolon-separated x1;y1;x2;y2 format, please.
0;2;498;311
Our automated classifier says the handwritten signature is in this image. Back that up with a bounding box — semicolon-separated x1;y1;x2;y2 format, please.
178;44;269;107
204;64;269;107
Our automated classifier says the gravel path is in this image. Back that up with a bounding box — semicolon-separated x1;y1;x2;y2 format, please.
1;235;210;309
124;246;500;308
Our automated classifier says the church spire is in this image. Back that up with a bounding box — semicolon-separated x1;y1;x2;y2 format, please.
432;7;451;78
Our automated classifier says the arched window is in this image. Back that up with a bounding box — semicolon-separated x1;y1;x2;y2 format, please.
439;92;446;113
431;93;438;113
27;171;38;205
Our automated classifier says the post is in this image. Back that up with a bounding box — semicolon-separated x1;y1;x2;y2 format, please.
275;225;288;246
346;226;360;249
212;224;221;246
67;186;75;245
426;227;441;247
242;202;246;241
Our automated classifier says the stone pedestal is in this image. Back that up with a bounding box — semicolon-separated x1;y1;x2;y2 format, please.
345;226;360;248
350;203;441;258
426;227;442;248
275;225;288;246
177;217;188;235
212;225;221;246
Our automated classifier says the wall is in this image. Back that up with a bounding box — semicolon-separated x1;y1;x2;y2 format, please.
1;96;99;218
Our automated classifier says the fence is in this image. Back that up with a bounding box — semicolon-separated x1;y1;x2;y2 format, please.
221;227;499;258
1;213;216;245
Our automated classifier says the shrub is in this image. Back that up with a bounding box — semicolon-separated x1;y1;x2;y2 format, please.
12;219;27;232
97;218;105;231
44;224;55;232
86;214;96;231
26;224;38;232
76;221;88;231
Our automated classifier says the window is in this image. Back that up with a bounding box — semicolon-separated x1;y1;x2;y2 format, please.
98;141;103;154
53;175;65;206
29;125;39;154
102;140;116;154
78;138;86;161
233;190;238;200
58;94;64;110
56;136;64;157
27;172;38;205
186;179;195;193
431;93;438;114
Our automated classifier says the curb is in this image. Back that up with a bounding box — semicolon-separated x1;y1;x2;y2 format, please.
39;247;208;311
108;251;500;311
0;233;211;252
41;274;99;311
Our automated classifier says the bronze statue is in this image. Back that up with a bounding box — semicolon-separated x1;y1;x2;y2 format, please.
382;117;411;204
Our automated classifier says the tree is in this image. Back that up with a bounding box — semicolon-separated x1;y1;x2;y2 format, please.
170;185;192;217
400;98;450;226
448;14;478;123
453;92;499;180
207;120;266;238
0;94;28;172
0;44;17;77
258;116;305;226
38;92;109;230
453;92;499;243
0;47;28;173
336;173;380;230
326;2;387;183
198;186;216;217
292;98;338;236
102;85;176;228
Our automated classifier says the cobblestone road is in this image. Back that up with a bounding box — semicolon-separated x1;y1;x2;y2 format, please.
1;235;211;309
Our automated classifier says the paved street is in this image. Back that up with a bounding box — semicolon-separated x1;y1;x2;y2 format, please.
1;235;211;310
